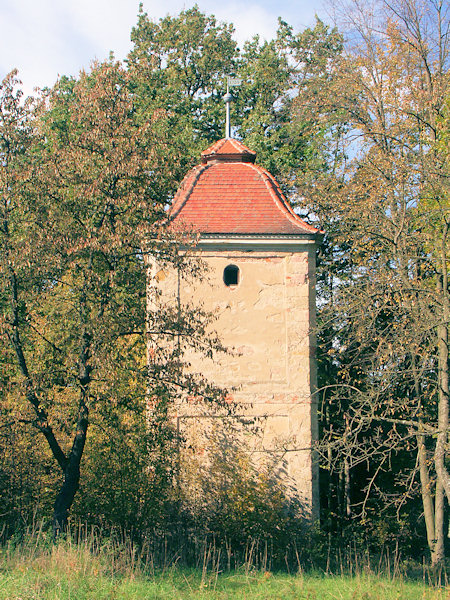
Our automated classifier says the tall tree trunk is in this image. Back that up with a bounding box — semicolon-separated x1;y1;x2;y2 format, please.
52;279;92;536
432;230;450;565
412;355;439;562
344;457;352;518
416;432;437;558
53;409;88;536
434;316;449;566
436;316;450;504
432;479;445;567
343;418;352;518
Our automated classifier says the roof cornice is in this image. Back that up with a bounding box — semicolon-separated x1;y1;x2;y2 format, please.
191;232;322;252
200;232;320;241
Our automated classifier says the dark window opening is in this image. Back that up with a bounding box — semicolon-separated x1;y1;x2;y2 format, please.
224;264;239;286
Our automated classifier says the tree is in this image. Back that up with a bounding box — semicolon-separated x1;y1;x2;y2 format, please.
127;4;237;160
5;6;327;536
0;71;57;530
1;58;232;534
0;62;197;534
291;0;449;565
233;34;293;184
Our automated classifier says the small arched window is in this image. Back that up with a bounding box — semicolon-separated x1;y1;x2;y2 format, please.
223;264;239;287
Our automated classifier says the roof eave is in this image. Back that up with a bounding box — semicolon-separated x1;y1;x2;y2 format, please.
190;231;323;251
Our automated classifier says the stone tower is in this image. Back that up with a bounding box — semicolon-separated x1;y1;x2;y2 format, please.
160;138;322;517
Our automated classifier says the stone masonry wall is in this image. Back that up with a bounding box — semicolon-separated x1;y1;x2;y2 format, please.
158;246;319;517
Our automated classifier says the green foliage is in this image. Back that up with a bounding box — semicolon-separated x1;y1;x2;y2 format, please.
296;0;450;565
128;5;237;159
72;402;176;531
0;61;217;533
175;428;305;564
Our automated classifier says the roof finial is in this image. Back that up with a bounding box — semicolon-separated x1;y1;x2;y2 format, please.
224;76;242;139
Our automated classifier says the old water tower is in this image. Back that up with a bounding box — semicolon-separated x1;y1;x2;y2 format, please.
160;135;322;517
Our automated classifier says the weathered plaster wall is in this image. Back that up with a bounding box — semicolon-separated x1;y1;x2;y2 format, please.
159;246;319;517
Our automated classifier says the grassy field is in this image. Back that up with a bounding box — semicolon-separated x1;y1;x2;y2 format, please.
0;533;447;600
1;565;447;600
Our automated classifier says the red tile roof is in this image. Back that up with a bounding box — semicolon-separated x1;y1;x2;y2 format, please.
169;139;320;236
201;138;256;164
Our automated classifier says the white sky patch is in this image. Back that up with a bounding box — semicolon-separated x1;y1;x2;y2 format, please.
63;0;141;60
213;2;278;47
0;0;326;97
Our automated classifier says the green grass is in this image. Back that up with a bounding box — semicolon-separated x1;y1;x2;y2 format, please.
0;566;446;600
0;530;446;599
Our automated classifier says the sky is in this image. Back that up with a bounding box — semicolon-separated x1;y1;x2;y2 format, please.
0;0;327;97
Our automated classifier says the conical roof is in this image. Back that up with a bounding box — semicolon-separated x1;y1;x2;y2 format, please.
169;139;320;236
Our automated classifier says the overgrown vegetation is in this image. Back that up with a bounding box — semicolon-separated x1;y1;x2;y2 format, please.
297;0;450;566
0;527;447;599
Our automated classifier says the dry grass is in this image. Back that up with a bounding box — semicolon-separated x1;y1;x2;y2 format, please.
0;525;447;599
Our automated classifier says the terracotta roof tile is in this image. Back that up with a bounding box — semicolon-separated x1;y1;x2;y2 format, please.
201;138;256;164
169;138;320;236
